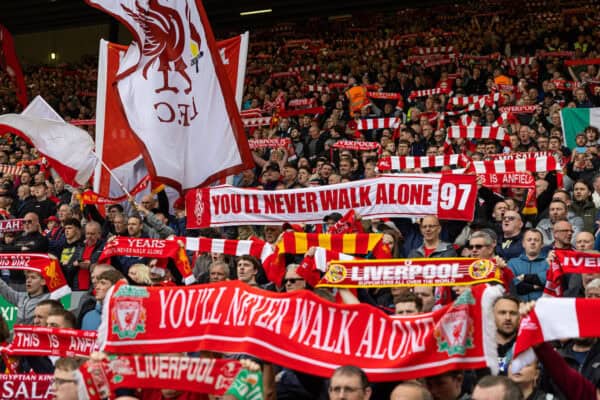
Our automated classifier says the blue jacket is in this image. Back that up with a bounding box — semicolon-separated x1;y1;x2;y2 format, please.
508;253;549;301
81;301;102;331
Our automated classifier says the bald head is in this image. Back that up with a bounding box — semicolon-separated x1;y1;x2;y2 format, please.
391;382;432;400
575;231;595;251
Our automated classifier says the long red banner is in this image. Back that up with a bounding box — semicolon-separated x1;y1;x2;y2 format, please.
0;253;70;299
316;258;501;288
98;281;501;381
79;356;242;400
185;173;477;228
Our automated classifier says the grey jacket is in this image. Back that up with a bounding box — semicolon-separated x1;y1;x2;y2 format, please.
142;211;175;239
407;241;457;258
0;279;50;324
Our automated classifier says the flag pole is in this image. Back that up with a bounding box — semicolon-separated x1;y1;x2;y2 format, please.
91;152;133;198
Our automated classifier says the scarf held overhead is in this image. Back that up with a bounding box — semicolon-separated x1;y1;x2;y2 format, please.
99;237;194;284
0;253;70;299
2;325;97;358
544;250;600;297
98;281;502;381
185;173;478;228
79;356;242;400
316;258;501;288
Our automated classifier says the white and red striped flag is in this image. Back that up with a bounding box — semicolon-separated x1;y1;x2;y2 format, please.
86;0;252;191
447;126;509;141
512;297;600;373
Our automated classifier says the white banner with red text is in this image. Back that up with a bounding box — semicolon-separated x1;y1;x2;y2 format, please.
0;374;52;399
98;281;502;381
185;173;477;228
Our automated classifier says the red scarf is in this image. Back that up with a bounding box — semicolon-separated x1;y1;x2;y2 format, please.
79;357;242;400
0;253;70;299
98;281;503;382
3;325;97;358
99;237;194;284
544;250;600;297
81;176;150;205
316;258;501;288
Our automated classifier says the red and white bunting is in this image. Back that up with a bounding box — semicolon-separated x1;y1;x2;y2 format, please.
472;156;562;174
242;117;272;128
377;154;469;171
355;118;400;130
447;126;509;141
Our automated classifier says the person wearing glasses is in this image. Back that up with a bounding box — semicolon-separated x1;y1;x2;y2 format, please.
328;365;372;400
282;264;306;292
496;211;524;262
408;216;457;259
52;357;79;400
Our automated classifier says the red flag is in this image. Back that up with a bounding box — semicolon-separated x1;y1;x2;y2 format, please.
0;25;27;108
86;0;252;191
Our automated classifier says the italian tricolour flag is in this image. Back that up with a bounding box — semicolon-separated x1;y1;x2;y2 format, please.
560;107;600;149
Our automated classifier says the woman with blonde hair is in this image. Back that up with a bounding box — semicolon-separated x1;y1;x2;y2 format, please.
128;263;152;286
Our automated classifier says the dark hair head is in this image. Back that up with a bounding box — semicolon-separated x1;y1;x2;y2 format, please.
55;357;80;372
63;218;81;229
493;293;521;308
36;299;64;314
97;269;125;285
237;255;261;272
331;365;369;389
48;308;77;329
394;292;423;312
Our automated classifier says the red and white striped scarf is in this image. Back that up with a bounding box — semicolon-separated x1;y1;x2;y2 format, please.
491;112;513;127
377;154;469;171
248;138;291;150
412;46;454;55
184;236;274;262
423;58;455;69
508;56;536;69
459;53;501;61
355;117;400;130
471;155;561;174
240;108;263;118
242;117;273;128
0;164;21;176
375;39;402;49
447;126;509;141
408;87;451;100
332;140;381;152
320;73;348;81
288;64;319;73
304;84;329;93
459;114;476;127
449;94;489;107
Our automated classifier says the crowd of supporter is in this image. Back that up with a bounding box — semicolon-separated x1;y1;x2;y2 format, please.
0;0;599;399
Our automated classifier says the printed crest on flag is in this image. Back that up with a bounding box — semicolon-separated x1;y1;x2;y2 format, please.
86;0;253;190
434;291;475;356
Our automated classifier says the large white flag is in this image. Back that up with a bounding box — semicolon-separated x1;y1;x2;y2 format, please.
86;0;252;191
0;96;96;186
